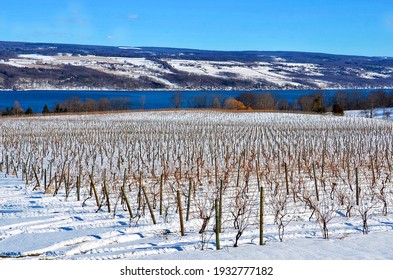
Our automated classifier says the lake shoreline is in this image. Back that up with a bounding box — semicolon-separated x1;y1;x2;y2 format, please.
2;86;393;92
0;88;392;113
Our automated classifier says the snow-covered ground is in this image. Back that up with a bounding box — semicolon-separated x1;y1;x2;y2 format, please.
1;171;392;260
345;107;393;120
0;111;392;260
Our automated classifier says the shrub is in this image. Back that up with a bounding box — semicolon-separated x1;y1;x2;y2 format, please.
224;98;250;110
332;103;344;116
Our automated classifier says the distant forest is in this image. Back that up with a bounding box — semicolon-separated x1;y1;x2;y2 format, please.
1;89;393;117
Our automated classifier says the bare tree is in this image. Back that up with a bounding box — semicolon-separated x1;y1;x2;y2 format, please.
171;92;183;109
12;100;24;116
140;95;146;110
211;96;223;109
83;98;97;112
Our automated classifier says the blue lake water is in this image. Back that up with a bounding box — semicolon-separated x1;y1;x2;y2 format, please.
0;89;385;112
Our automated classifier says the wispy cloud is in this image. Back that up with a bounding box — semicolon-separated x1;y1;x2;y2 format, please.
127;14;139;20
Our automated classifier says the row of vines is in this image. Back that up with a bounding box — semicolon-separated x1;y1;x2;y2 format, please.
1;111;392;248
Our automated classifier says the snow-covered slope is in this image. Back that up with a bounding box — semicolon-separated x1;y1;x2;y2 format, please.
1;41;393;90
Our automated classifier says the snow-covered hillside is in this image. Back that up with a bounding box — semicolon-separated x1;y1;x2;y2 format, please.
0;54;331;90
1;41;393;90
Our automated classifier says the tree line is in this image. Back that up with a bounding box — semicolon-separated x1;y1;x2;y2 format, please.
234;89;393;115
1;96;133;116
172;89;393;115
1;89;393;117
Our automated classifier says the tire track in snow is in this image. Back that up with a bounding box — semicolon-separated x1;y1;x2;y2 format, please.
2;171;393;259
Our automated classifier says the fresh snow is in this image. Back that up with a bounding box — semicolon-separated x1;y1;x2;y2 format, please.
345;108;393;120
1;170;392;260
0;111;392;260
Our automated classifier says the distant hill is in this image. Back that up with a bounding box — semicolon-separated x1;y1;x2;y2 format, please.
1;40;393;91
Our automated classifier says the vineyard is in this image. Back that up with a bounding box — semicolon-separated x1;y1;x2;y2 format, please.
0;110;392;259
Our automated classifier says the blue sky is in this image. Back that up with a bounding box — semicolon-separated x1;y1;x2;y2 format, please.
0;0;392;56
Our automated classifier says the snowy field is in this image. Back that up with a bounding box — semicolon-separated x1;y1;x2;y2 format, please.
345;107;393;120
0;111;393;260
0;174;392;260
